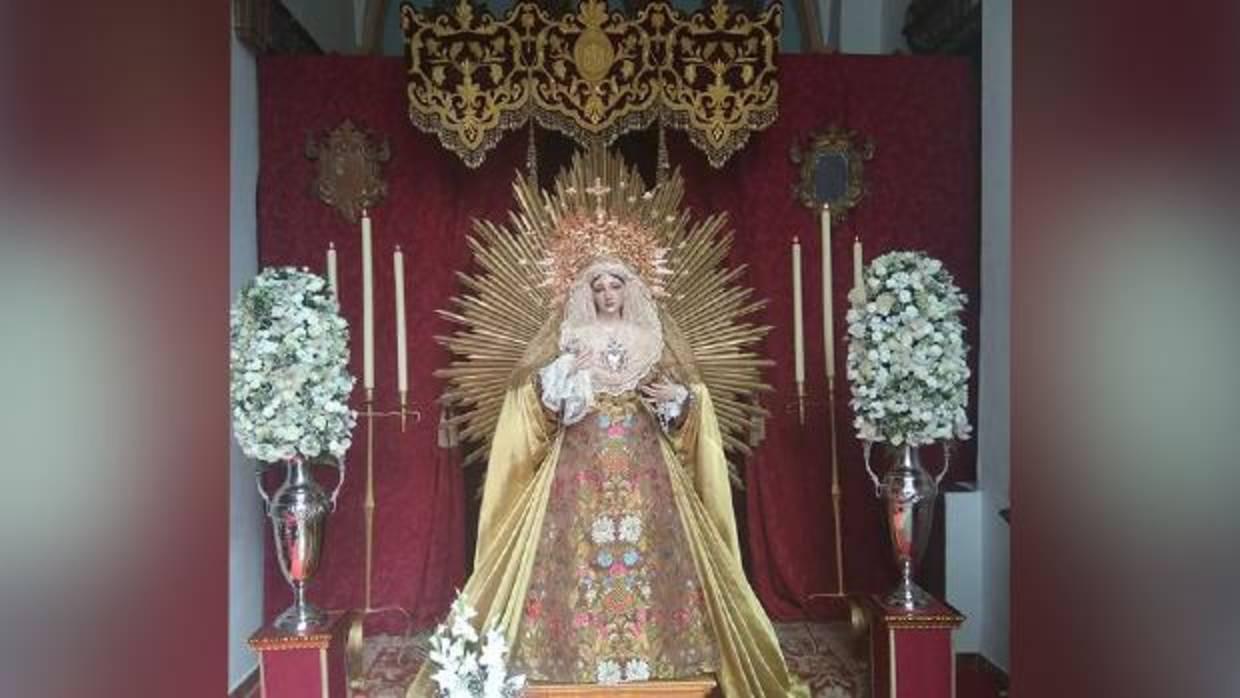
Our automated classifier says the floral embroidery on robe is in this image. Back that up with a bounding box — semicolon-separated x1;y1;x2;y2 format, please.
513;392;716;683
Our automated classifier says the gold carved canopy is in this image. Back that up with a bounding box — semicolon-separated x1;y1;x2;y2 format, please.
400;0;782;168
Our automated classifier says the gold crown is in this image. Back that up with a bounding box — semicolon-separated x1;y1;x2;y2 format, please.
539;175;672;299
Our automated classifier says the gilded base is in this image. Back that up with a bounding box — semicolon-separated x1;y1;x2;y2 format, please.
526;677;717;697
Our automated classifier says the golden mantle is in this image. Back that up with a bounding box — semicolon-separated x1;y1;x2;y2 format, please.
400;0;782;168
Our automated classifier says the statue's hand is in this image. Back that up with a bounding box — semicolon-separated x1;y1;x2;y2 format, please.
572;347;593;373
640;379;682;404
643;379;690;431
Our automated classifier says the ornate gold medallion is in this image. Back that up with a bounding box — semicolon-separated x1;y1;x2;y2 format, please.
573;1;615;86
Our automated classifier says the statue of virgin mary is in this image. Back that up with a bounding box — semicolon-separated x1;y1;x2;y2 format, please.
409;149;808;697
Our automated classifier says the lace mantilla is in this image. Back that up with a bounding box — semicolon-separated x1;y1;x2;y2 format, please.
564;321;659;396
559;260;662;396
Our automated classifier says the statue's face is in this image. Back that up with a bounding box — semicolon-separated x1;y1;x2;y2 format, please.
591;272;625;318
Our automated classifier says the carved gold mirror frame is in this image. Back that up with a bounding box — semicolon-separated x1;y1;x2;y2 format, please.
790;124;874;223
305;119;391;223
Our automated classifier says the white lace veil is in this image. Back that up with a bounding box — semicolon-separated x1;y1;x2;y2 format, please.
559;258;664;394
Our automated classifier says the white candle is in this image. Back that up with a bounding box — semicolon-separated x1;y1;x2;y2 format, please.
361;210;375;392
853;235;866;303
394;245;408;394
326;242;338;302
821;205;834;378
792;236;805;384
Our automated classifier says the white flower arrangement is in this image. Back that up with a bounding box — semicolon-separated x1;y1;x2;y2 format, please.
428;592;526;698
230;267;357;464
845;251;972;447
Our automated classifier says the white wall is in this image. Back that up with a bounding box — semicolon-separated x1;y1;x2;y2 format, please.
839;0;883;54
229;24;264;693
943;0;1010;674
977;0;1011;671
283;0;359;54
945;491;983;652
979;0;1011;508
880;0;911;54
838;0;908;54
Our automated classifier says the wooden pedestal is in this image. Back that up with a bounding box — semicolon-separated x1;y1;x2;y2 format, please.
868;594;965;698
248;611;352;698
527;677;718;697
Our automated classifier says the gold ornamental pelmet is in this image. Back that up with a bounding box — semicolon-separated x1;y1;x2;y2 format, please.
400;0;782;168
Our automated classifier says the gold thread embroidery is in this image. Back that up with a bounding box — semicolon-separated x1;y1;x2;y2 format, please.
401;0;782;168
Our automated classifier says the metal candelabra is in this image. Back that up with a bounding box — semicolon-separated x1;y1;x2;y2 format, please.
345;388;421;689
786;381;845;599
789;378;867;634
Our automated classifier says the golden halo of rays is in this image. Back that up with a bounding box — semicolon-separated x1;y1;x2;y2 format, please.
436;147;772;484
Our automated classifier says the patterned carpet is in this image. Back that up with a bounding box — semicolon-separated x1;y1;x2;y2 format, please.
352;622;869;697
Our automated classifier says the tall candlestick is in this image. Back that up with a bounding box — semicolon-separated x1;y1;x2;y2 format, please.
361;210;375;392
792;236;805;384
326;242;338;302
853;235;866;303
821;205;834;377
394;245;408;394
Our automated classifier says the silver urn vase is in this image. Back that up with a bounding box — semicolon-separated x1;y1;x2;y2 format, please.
256;456;345;633
865;443;947;611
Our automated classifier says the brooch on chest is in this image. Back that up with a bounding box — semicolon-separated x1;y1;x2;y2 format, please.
602;336;628;372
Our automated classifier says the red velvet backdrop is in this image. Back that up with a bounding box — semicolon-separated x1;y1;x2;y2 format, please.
257;53;979;628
